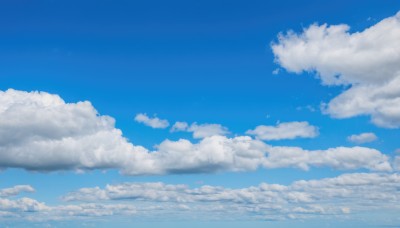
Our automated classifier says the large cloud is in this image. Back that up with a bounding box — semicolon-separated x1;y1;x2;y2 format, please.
0;89;392;175
272;12;400;128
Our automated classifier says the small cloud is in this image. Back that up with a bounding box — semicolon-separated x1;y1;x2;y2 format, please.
246;121;319;141
134;113;169;129
272;68;280;75
170;121;189;132
347;132;377;144
170;121;229;139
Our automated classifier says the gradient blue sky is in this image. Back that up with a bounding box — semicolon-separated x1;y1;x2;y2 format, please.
1;0;400;227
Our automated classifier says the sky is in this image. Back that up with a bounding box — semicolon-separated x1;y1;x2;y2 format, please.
0;0;400;227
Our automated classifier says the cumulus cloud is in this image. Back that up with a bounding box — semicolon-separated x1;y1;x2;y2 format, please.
246;121;319;140
272;11;400;128
347;132;378;144
0;89;392;175
170;121;230;139
0;89;153;173
134;113;169;129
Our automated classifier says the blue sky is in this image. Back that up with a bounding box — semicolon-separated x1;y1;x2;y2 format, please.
1;0;400;227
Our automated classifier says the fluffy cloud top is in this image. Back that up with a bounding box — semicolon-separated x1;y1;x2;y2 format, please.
0;89;392;175
134;113;169;129
246;121;318;140
170;121;230;139
272;12;400;128
347;132;378;144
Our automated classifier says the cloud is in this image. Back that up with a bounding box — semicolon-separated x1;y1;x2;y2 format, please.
62;172;400;221
246;121;319;140
0;197;48;213
170;121;189;132
0;89;392;175
272;11;400;128
347;132;378;144
170;121;230;139
2;172;400;223
0;185;136;221
0;185;48;214
263;145;391;171
134;113;169;129
0;185;35;198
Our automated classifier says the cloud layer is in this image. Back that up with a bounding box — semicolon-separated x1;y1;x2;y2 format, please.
2;172;400;222
272;12;400;128
60;172;400;221
0;89;393;175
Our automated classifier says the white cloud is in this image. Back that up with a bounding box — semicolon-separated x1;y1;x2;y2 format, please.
0;185;136;221
0;89;392;175
0;185;35;198
246;121;318;140
170;122;230;139
347;132;378;144
62;172;400;221
188;123;230;139
0;197;48;213
263;145;391;171
2;173;400;222
272;11;400;128
170;121;189;132
134;113;169;129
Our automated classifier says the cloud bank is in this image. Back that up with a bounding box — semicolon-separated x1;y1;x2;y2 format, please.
0;89;393;175
2;172;400;222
